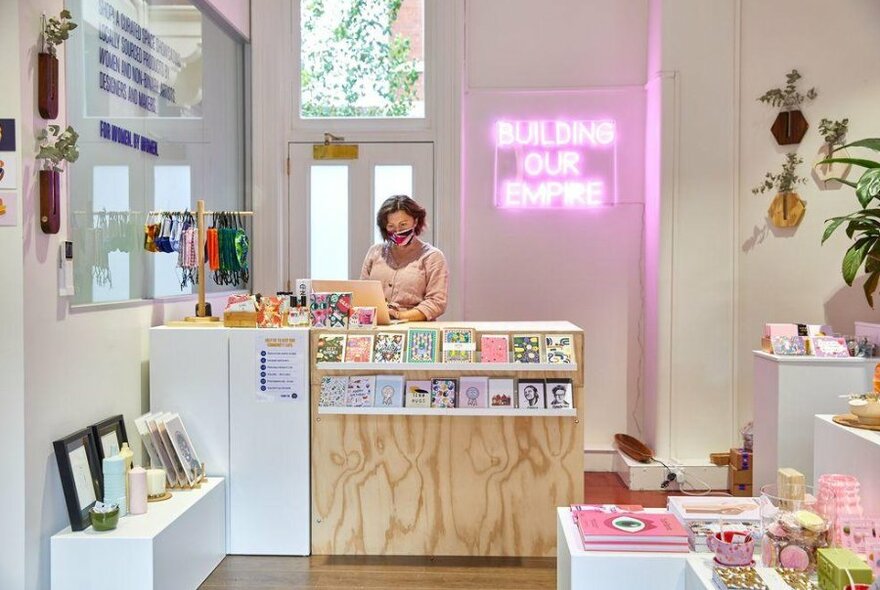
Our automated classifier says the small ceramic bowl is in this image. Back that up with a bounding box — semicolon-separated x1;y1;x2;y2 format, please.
849;399;880;426
89;506;120;531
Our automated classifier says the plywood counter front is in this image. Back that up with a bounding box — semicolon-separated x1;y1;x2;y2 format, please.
310;321;584;557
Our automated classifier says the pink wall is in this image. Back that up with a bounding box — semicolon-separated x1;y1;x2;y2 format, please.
462;88;646;448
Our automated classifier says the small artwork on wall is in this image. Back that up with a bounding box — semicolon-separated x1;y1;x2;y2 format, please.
0;192;18;227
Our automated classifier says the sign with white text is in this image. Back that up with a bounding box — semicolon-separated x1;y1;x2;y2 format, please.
494;119;617;209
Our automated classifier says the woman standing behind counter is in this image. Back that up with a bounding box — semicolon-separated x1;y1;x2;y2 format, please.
360;195;449;321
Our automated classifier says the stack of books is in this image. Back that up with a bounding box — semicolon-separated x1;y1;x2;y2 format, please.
574;509;689;552
666;496;761;552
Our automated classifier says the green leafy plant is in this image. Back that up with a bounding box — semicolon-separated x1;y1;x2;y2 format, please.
820;138;880;306
758;70;818;110
819;118;849;147
300;0;421;117
752;153;807;195
42;9;77;57
36;125;79;172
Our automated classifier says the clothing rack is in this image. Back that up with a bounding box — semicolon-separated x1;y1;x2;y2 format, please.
148;199;253;323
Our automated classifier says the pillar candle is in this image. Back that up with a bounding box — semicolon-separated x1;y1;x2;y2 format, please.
146;468;166;497
129;467;148;515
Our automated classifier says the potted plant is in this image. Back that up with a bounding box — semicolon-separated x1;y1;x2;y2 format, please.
819;138;880;306
39;10;77;119
36;124;79;234
753;152;808;228
758;69;817;145
815;118;851;184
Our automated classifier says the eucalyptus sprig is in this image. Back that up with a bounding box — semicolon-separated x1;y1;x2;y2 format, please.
36;125;79;172
752;153;807;196
42;9;77;57
818;118;849;147
758;69;818;111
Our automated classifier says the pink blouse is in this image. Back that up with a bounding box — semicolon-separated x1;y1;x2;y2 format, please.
360;239;449;320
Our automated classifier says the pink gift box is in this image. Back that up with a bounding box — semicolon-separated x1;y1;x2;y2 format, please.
764;323;798;337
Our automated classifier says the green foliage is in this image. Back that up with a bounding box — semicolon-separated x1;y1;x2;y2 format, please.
819;138;880;306
752;153;806;196
300;0;422;118
757;69;817;110
36;125;79;172
43;9;77;57
818;118;849;147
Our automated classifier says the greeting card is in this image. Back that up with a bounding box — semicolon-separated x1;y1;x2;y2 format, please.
442;328;476;363
545;334;575;364
406;328;440;363
319;376;349;407
518;379;546;409
431;378;458;408
374;375;405;407
345;376;376;407
546;379;574;409
405;380;432;408
458;377;489;408
489;378;515;408
512;334;543;363
373;332;406;363
812;336;850;358
344;334;375;363
771;335;806;356
350;306;377;328
310;292;352;328
480;335;509;363
315;333;346;363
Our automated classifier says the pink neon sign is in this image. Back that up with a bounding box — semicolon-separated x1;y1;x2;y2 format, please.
494;119;617;209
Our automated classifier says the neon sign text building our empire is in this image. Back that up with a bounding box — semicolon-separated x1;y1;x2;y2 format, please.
494;119;617;209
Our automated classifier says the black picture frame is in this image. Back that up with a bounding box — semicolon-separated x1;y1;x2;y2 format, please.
53;428;103;531
90;414;128;463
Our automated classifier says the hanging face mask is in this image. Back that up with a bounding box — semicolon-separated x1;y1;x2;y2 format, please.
390;228;415;246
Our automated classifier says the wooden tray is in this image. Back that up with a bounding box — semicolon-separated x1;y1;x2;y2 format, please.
832;414;880;432
614;433;654;463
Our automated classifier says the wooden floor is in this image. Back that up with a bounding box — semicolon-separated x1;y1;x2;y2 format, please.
200;472;667;589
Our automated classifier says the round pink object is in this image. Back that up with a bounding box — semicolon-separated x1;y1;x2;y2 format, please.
779;544;811;570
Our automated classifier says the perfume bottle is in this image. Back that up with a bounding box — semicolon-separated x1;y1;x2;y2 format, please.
288;295;310;327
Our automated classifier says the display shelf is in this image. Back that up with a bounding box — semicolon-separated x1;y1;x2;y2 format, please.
315;361;577;372
317;406;577;417
753;350;876;364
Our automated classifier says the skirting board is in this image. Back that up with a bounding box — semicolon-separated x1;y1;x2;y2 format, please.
612;450;728;492
584;446;617;472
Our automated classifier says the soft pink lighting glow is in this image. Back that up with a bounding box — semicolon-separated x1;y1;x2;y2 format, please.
494;118;617;209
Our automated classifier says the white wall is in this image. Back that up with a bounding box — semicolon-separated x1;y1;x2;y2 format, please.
736;0;880;427
0;1;26;587
463;0;649;452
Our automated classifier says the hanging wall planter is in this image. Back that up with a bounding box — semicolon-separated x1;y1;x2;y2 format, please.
758;70;817;146
753;153;808;229
36;124;79;235
38;10;77;120
814;118;851;184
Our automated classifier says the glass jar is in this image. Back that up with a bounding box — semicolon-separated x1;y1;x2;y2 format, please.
759;484;830;572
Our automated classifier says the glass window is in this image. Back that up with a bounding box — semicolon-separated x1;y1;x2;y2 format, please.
300;0;425;118
310;165;350;278
90;166;131;303
373;165;413;243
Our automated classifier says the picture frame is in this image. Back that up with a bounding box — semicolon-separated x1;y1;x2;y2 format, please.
165;413;204;486
53;428;103;531
90;414;128;462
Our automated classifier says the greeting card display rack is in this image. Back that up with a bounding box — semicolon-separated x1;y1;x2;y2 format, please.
148;199;253;325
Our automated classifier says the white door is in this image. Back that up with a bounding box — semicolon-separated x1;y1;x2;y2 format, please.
288;142;434;282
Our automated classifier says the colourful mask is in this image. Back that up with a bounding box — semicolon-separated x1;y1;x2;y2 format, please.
390;228;415;246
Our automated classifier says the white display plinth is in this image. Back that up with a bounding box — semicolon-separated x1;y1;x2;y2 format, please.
51;478;225;590
752;352;874;491
814;414;880;515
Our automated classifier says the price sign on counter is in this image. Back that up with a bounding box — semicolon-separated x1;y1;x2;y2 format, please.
255;335;304;402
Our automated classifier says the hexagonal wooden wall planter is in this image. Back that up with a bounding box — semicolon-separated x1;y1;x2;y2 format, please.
768;192;806;228
771;110;809;145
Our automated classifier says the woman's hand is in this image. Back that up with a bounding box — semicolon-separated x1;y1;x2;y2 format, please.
389;307;427;322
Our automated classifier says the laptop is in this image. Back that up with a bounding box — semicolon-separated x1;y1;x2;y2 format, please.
310;279;405;326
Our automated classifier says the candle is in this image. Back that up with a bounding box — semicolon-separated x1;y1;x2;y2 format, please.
129;467;147;515
147;468;166;497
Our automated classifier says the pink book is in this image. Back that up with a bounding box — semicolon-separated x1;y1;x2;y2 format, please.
581;541;690;552
480;335;509;363
576;511;688;545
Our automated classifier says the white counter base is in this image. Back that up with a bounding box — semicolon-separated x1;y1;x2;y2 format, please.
51;478;225;590
814;414;880;515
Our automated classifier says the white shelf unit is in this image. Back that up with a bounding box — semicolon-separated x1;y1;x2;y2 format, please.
317;406;577;417
315;361;577;372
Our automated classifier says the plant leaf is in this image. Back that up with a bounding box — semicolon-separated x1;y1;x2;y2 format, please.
817;157;880;169
839;138;880;153
826;176;858;189
844;240;873;286
823;216;848;243
856;168;880;208
865;270;880;308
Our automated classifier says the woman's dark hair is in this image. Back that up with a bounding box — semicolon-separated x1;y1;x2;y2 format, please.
376;195;427;241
